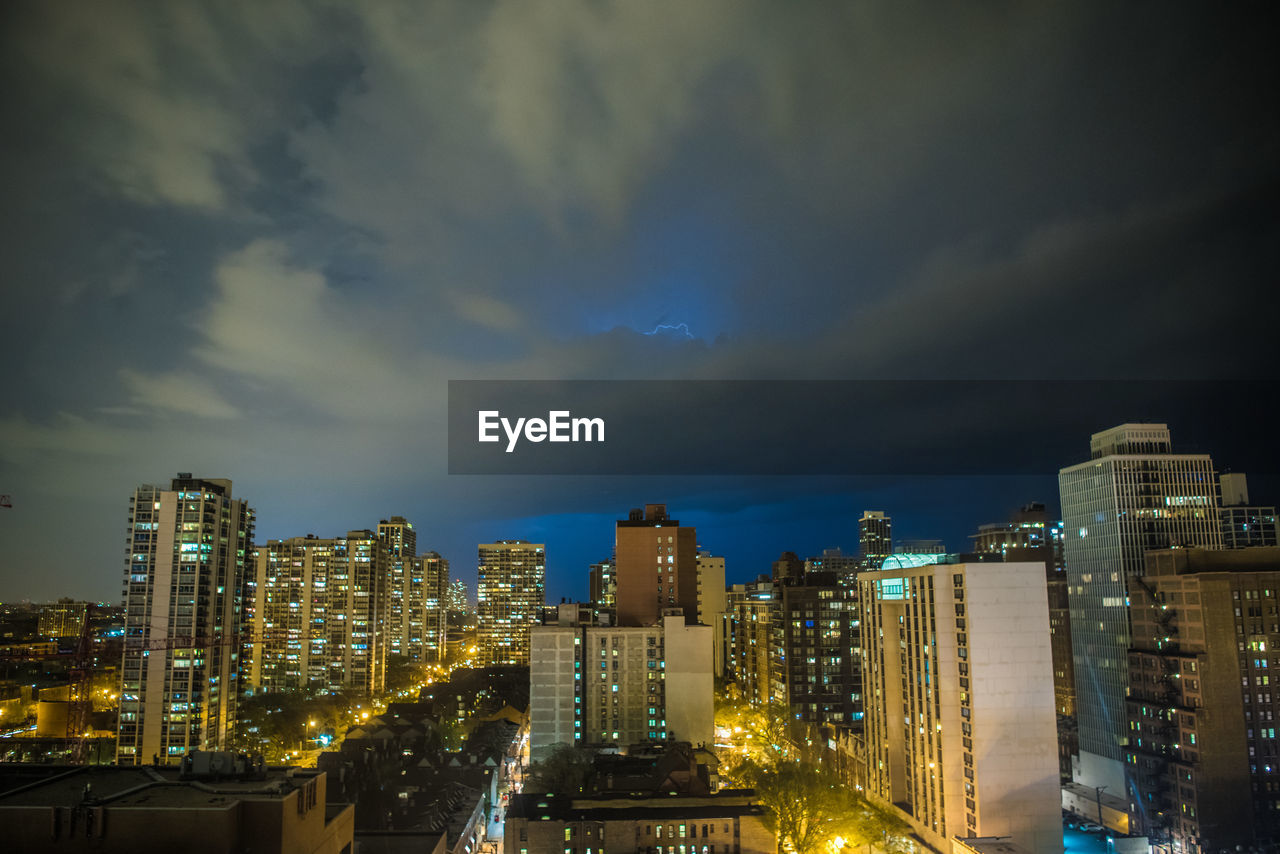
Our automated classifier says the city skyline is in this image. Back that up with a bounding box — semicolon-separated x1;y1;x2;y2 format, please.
2;3;1277;605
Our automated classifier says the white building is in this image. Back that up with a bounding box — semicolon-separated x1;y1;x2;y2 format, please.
858;557;1060;853
529;612;713;760
118;475;254;765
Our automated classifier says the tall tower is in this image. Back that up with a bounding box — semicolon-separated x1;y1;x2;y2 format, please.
614;504;698;627
859;511;892;567
1058;424;1221;791
415;550;450;663
378;516;418;660
117;474;254;766
477;540;545;665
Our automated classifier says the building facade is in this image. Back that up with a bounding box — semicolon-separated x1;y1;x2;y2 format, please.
614;505;698;627
696;552;727;678
858;557;1060;853
477;540;545;666
1219;473;1279;550
970;503;1074;719
413;550;450;663
769;571;861;728
529;612;714;759
859;511;892;567
506;790;774;854
1125;547;1280;852
1059;424;1222;791
378;516;417;661
248;531;389;695
117;475;254;765
727;579;779;708
38;599;90;639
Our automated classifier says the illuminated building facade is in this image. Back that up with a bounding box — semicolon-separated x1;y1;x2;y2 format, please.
589;558;615;611
378;516;417;660
769;571;861;728
728;578;779;707
858;556;1060;852
413;550;450;663
38;599;89;639
1125;547;1280;852
1059;424;1221;791
248;531;389;695
859;511;892;567
117;474;254;765
477;540;545;665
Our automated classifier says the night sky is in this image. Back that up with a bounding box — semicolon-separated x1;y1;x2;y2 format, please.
1;3;1277;603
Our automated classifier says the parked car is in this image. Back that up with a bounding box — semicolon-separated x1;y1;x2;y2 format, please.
1078;822;1104;833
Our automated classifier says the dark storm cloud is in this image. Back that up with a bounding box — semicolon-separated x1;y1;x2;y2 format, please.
1;1;1276;599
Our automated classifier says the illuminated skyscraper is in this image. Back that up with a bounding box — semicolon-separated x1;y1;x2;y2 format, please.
117;474;254;766
614;504;697;627
1059;424;1221;791
248;531;389;695
589;559;616;610
378;516;417;660
859;511;892;567
413;550;450;663
477;540;545;665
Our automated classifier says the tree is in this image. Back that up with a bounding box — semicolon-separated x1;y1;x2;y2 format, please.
524;743;593;795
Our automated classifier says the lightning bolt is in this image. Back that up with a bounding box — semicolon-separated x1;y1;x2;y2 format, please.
644;323;694;339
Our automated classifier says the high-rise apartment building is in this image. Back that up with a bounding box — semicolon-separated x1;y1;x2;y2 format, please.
117;475;254;765
589;559;616;611
858;556;1060;852
529;610;713;760
378;516;417;660
38;599;90;639
728;578;779;707
248;531;389;694
1059;424;1221;791
1125;547;1280;852
805;548;861;585
769;571;861;728
859;511;892;567
477;540;545;665
614;505;698;627
413;550;449;663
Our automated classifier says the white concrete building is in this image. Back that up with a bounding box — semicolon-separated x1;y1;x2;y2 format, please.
529;612;713;760
859;557;1060;853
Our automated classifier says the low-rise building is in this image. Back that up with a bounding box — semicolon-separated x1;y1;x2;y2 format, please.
506;789;774;854
0;756;354;854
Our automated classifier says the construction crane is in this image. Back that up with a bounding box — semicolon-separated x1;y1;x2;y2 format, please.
65;608;96;763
